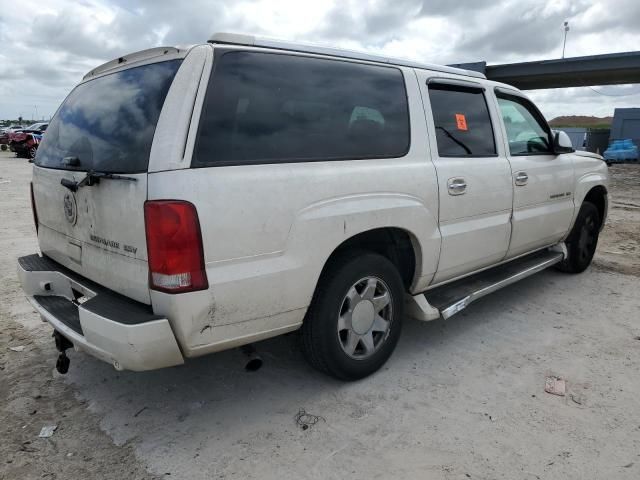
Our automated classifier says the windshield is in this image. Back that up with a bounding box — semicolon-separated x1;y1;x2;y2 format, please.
35;59;181;173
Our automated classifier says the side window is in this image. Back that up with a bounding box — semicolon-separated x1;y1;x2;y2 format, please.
192;51;410;166
427;84;496;157
496;94;552;155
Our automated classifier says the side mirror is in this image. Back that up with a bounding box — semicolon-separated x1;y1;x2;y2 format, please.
552;130;574;154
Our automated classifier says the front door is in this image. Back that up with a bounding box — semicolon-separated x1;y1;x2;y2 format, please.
492;90;575;259
419;76;513;283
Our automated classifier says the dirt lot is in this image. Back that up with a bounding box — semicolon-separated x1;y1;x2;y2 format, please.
1;151;639;480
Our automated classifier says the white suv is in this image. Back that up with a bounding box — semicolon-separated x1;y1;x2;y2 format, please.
18;33;609;380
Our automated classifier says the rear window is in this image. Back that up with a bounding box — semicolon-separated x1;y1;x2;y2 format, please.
36;60;181;173
192;51;410;167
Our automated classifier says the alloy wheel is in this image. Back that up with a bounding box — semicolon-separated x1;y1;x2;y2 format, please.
337;276;393;360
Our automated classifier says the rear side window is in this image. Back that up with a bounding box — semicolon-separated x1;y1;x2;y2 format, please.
428;84;496;157
192;51;410;167
36;60;181;173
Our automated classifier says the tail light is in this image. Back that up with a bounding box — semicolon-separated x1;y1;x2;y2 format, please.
144;200;208;294
30;182;39;233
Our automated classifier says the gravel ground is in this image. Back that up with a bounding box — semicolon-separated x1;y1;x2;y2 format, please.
1;151;639;480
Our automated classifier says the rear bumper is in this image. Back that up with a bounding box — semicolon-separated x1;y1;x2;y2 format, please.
17;254;184;371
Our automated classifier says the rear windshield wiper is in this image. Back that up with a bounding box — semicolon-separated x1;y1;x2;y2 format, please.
60;170;138;192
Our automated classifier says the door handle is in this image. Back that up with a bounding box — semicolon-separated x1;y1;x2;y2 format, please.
447;177;467;195
515;172;528;186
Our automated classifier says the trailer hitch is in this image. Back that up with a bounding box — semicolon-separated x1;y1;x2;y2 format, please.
53;330;73;374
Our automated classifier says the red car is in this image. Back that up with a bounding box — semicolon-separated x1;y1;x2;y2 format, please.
1;125;25;150
9;123;48;159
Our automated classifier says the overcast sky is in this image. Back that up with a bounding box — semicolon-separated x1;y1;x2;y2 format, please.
1;0;639;122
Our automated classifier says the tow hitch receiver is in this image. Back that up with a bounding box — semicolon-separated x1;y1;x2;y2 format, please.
53;330;73;374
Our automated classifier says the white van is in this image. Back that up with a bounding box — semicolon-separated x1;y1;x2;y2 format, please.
18;33;609;380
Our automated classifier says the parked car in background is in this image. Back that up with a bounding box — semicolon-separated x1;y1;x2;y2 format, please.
1;125;25;150
0;129;9;149
603;139;639;164
9;123;48;159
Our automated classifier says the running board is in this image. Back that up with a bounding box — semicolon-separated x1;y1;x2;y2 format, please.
423;249;565;320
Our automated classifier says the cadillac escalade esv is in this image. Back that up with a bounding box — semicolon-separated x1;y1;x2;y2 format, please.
18;33;609;380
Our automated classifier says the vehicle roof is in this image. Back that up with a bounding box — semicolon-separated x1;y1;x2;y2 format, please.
208;32;486;80
82;33;488;82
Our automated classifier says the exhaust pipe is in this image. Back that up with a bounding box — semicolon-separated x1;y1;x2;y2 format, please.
240;344;263;372
53;330;73;374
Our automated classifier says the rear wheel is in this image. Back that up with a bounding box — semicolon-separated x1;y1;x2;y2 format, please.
29;146;37;160
302;252;404;380
556;201;600;273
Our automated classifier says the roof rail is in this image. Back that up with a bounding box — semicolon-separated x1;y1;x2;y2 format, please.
83;46;185;80
208;32;486;79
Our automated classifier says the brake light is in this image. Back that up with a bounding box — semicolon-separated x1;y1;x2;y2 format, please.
30;182;39;233
144;200;208;293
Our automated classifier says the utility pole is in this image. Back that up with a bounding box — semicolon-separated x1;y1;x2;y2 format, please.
562;21;570;59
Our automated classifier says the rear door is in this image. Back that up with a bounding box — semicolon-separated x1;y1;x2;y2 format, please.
32;59;182;304
418;76;513;283
492;89;575;259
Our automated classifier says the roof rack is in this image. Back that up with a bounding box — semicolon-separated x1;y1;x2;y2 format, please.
208;32;486;80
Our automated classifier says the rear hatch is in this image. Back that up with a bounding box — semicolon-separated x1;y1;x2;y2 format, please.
32;59;182;304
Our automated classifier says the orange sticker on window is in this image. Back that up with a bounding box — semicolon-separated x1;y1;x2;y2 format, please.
455;113;468;131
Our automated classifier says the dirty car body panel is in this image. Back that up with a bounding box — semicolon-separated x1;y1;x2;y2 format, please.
17;35;609;375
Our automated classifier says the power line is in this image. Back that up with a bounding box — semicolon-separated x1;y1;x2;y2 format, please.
586;86;640;97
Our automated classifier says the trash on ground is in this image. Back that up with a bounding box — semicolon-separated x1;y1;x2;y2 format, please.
8;346;25;352
570;393;586;405
133;406;147;418
294;408;325;430
38;425;58;438
544;376;566;396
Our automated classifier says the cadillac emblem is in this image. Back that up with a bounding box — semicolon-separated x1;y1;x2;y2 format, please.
63;191;77;225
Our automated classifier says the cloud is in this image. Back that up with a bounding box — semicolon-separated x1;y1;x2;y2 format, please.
0;0;638;121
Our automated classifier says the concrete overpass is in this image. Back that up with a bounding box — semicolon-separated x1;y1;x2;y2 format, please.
450;51;640;90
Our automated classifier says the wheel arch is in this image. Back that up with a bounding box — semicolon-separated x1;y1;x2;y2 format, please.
569;170;609;236
583;185;608;229
319;227;422;292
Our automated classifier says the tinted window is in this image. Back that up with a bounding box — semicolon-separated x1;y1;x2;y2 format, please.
496;95;552;155
193;51;409;166
428;85;496;157
36;60;181;173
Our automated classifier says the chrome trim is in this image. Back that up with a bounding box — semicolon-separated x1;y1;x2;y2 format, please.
439;251;564;319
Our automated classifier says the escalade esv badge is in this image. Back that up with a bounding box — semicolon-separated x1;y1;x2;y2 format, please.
63;191;77;225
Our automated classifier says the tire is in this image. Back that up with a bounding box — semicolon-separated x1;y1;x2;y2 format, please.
556;201;601;273
29;146;37;160
301;251;404;380
0;144;7;151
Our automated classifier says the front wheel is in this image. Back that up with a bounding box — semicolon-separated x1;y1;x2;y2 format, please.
556;201;601;273
301;252;404;380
